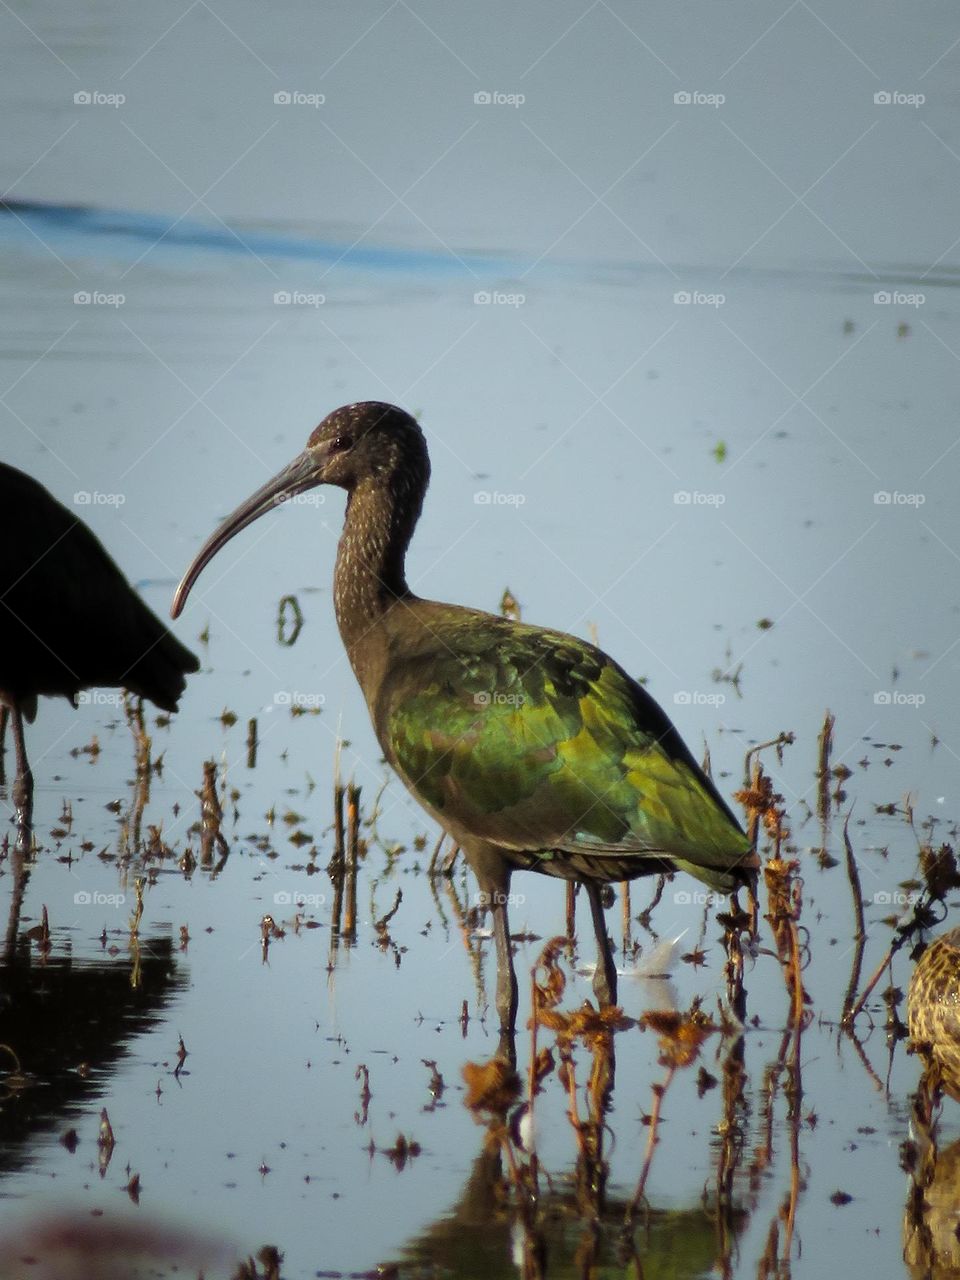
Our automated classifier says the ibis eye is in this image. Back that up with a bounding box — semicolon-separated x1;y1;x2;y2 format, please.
331;434;353;454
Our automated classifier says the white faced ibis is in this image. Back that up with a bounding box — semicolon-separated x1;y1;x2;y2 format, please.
172;402;756;1029
1;463;199;815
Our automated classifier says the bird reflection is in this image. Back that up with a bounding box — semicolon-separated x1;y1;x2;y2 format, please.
388;938;751;1279
0;928;182;1176
395;1033;748;1279
904;1075;960;1278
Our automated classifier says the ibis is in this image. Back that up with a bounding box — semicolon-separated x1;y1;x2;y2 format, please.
1;463;199;816
172;402;756;1029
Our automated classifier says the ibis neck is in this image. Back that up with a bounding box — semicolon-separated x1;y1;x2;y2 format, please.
333;474;420;658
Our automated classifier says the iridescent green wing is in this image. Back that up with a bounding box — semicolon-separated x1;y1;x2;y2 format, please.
382;616;751;887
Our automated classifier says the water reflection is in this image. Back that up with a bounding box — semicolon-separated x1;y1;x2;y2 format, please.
394;978;755;1279
903;1068;960;1280
400;1149;734;1279
0;1210;258;1280
0;692;952;1276
0;924;183;1175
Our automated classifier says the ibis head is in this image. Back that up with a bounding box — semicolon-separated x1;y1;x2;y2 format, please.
171;401;428;619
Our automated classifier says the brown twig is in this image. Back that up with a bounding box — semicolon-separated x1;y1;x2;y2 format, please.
328;747;346;935
343;783;361;940
816;710;835;823
743;732;795;787
636;874;666;932
840;814;867;1024
625;1066;676;1218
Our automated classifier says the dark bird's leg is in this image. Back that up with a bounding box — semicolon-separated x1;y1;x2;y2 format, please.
479;874;518;1038
490;884;519;1039
585;882;618;1007
9;705;33;822
3;839;29;959
0;704;7;786
464;842;519;1041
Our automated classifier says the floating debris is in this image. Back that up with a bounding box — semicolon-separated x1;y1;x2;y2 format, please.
277;594;304;646
422;1060;445;1100
98;1108;115;1175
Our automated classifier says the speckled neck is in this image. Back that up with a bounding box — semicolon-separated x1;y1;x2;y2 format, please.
332;468;425;659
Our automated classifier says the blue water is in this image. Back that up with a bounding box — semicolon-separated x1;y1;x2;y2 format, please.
2;4;960;1277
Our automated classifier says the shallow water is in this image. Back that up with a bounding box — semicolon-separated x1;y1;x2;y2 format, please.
2;5;960;1277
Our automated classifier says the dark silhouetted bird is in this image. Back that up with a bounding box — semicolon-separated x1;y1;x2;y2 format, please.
1;463;199;814
172;402;756;1030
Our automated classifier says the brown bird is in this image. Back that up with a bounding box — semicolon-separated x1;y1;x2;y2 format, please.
172;402;755;1031
0;462;199;815
908;926;960;1100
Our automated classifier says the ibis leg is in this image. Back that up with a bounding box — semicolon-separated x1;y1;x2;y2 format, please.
486;880;518;1036
585;882;617;1006
10;705;34;823
462;841;519;1041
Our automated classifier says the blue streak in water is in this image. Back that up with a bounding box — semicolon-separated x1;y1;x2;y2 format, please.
0;199;523;277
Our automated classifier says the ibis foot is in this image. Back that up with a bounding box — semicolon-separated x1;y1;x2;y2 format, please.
12;771;33;815
9;706;34;826
586;882;618;1007
495;1027;517;1068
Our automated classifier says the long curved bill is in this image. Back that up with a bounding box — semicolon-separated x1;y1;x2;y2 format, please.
171;449;319;619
